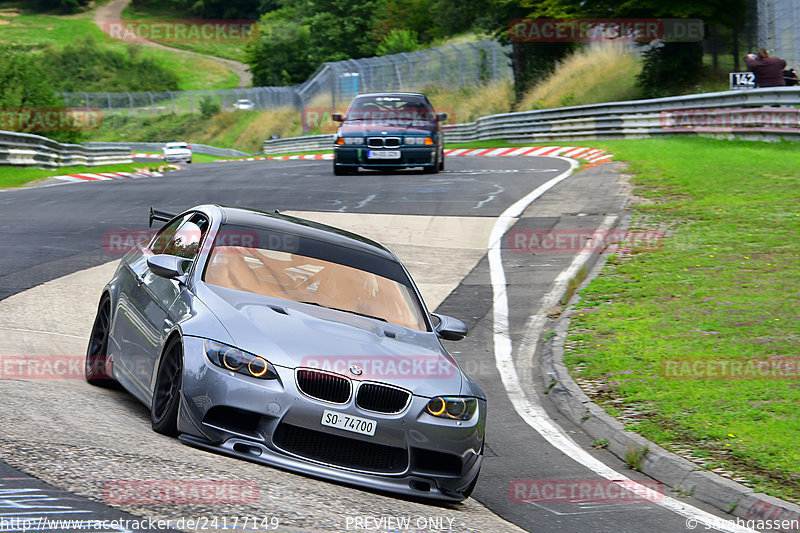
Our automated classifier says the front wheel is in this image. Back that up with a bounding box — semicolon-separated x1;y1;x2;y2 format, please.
151;337;183;436
85;295;114;386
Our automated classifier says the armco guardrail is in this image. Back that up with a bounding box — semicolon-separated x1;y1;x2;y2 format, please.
84;142;249;158
262;134;334;155
260;88;800;152
443;88;800;143
0;130;131;168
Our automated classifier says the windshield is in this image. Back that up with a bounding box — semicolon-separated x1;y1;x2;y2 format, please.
345;95;435;126
165;143;188;149
203;225;428;331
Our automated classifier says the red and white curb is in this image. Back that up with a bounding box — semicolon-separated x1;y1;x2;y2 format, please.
444;146;613;163
132;153;164;159
51;165;181;183
249;146;613;164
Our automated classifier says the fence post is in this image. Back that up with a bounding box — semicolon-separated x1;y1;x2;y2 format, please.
126;92;133;117
451;45;464;87
434;47;446;87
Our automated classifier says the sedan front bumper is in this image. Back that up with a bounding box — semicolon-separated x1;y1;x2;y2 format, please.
177;336;485;500
334;147;437;168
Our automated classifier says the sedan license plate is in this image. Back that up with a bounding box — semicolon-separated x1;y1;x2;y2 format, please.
321;409;376;436
367;150;400;160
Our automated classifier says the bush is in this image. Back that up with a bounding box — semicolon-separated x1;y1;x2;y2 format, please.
199;96;220;119
42;36;180;93
377;29;420;56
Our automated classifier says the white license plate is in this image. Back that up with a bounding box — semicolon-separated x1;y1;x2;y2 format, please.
367;150;401;159
321;409;376;436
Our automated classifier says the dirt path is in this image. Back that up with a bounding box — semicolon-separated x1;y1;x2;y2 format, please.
93;0;252;88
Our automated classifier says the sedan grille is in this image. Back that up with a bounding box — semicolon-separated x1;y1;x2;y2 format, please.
296;369;351;404
273;423;408;473
356;383;411;414
367;137;401;148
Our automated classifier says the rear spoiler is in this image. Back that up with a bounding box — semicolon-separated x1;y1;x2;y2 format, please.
149;207;176;228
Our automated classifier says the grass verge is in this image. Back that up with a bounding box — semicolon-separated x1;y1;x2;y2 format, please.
562;137;800;502
0;162;164;189
0;6;238;90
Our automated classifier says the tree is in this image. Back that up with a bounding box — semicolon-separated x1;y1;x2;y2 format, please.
0;45;84;143
526;0;748;96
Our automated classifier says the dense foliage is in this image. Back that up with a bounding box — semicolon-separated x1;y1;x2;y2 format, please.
42;37;180;93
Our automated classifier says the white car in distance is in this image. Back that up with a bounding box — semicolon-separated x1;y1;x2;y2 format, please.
163;142;192;164
233;99;255;111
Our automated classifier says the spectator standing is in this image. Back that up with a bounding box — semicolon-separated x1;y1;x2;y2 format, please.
744;49;787;87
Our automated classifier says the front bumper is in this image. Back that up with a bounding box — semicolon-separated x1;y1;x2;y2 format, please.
177;336;485;500
334;147;437;168
164;153;191;163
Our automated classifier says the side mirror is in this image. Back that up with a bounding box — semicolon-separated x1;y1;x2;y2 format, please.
331;113;344;122
147;254;191;281
436;113;448;123
432;313;468;341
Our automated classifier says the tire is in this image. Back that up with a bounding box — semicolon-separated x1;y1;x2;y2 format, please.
422;160;438;174
85;295;115;386
151;336;183;436
438;155;445;171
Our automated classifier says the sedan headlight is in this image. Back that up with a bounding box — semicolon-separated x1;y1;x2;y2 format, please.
204;340;277;379
336;136;364;145
425;396;478;420
405;136;433;145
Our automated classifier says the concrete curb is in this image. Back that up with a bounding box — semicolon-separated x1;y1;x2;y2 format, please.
538;212;800;530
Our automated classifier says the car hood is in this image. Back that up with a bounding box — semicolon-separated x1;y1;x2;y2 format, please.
194;283;464;396
338;122;437;136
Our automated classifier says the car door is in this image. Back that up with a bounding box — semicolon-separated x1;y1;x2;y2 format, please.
114;213;209;399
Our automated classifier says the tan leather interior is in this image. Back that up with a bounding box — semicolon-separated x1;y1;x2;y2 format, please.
204;246;426;331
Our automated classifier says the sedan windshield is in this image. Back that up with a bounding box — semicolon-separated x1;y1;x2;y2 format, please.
203;225;427;331
346;95;435;126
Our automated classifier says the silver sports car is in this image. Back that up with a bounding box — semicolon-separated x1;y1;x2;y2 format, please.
86;205;485;500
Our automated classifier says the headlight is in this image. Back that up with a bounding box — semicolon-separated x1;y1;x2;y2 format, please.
405;136;433;145
336;136;364;145
425;397;478;420
204;340;277;379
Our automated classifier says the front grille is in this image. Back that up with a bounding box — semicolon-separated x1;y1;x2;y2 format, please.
367;137;401;148
273;423;408;473
356;383;411;413
296;369;351;403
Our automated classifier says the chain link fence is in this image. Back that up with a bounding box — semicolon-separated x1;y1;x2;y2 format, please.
60;39;510;120
758;0;800;67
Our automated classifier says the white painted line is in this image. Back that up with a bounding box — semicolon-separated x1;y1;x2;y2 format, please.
487;158;755;533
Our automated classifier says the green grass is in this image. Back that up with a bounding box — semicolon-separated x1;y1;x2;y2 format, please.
0;162;163;188
120;2;249;63
0;6;238;90
562;137;800;502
